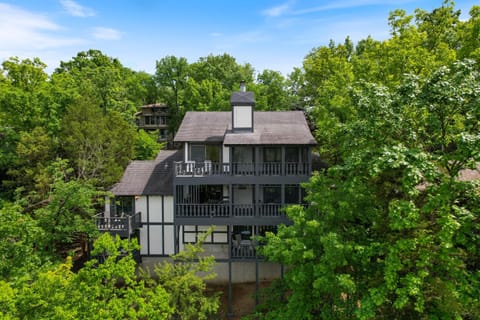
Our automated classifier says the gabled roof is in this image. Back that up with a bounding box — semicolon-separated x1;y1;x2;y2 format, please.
174;111;317;145
174;112;230;143
110;150;181;196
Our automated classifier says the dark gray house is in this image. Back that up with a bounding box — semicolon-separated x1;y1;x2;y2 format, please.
99;84;317;314
135;103;169;142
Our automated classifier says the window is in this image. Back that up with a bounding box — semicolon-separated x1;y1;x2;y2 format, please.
144;116;151;125
206;145;221;162
263;147;281;162
114;196;134;216
190;145;205;162
183;225;228;244
285;185;300;204
285;147;299;163
233;146;253;163
262;185;281;203
190;144;221;162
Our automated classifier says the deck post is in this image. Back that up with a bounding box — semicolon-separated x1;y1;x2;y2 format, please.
255;253;259;306
227;259;233;318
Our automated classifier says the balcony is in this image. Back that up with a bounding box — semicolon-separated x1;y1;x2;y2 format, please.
231;239;258;259
175;161;310;177
175;203;284;219
94;212;142;238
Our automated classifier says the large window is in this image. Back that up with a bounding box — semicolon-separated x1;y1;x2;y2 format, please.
262;185;281;203
206;145;221;162
233;146;253;163
114;196;134;216
285;185;300;204
285;147;299;163
190;145;205;162
190;144;221;162
263;147;281;163
176;185;224;204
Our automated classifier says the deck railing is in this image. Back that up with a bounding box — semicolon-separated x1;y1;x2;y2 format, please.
175;203;286;218
175;161;310;177
231;240;257;259
175;203;229;218
94;212;142;236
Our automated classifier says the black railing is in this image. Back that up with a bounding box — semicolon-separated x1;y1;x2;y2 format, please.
94;212;141;237
175;161;310;177
175;204;286;218
175;203;229;217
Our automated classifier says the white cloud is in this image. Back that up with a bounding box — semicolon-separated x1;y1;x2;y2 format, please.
262;2;292;17
209;32;223;37
0;3;84;51
60;0;95;17
293;0;414;15
92;27;122;40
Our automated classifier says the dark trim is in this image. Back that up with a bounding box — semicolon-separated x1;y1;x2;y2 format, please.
175;175;309;185
147;195;150;256
161;195;165;255
174;216;291;226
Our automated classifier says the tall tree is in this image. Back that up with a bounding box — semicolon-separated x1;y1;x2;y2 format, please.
255;69;290;111
154;55;189;135
60;95;135;188
259;60;480;319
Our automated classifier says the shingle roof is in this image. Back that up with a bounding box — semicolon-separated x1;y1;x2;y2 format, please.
174;112;230;143
231;92;255;105
174;111;316;145
110;150;181;196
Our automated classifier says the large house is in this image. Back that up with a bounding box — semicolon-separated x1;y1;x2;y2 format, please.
97;83;317;314
135;103;169;142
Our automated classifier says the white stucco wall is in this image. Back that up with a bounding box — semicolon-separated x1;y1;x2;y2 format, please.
137;195;175;256
136;196;148;223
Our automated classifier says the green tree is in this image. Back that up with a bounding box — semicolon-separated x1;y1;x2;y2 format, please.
6;127;56;197
254;69;290;111
33;160;100;257
54;49;144;118
0;57;56;198
258;60;480;319
135;129;164;160
2;234;173;320
0;202;44;281
154;55;189;135
142;230;220;320
60;96;135;188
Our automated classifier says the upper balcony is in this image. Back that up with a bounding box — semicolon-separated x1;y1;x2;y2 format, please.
175;161;311;177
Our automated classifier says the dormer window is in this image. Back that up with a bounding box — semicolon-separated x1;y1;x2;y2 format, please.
232;105;253;130
231;82;255;132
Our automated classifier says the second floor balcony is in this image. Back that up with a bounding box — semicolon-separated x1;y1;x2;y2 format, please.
175;203;288;219
175;161;311;177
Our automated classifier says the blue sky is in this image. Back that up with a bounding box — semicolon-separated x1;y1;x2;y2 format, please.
0;0;477;75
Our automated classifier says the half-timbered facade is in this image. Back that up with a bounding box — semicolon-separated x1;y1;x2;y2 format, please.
99;84;316;288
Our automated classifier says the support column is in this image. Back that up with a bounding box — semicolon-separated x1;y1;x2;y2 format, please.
227;259;233;318
227;224;234;318
255;248;259;306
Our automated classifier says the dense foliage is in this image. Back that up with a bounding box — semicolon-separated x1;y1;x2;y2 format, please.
256;2;480;319
0;1;479;319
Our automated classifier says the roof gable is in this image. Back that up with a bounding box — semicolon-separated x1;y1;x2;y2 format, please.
174;111;316;145
110;150;182;196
